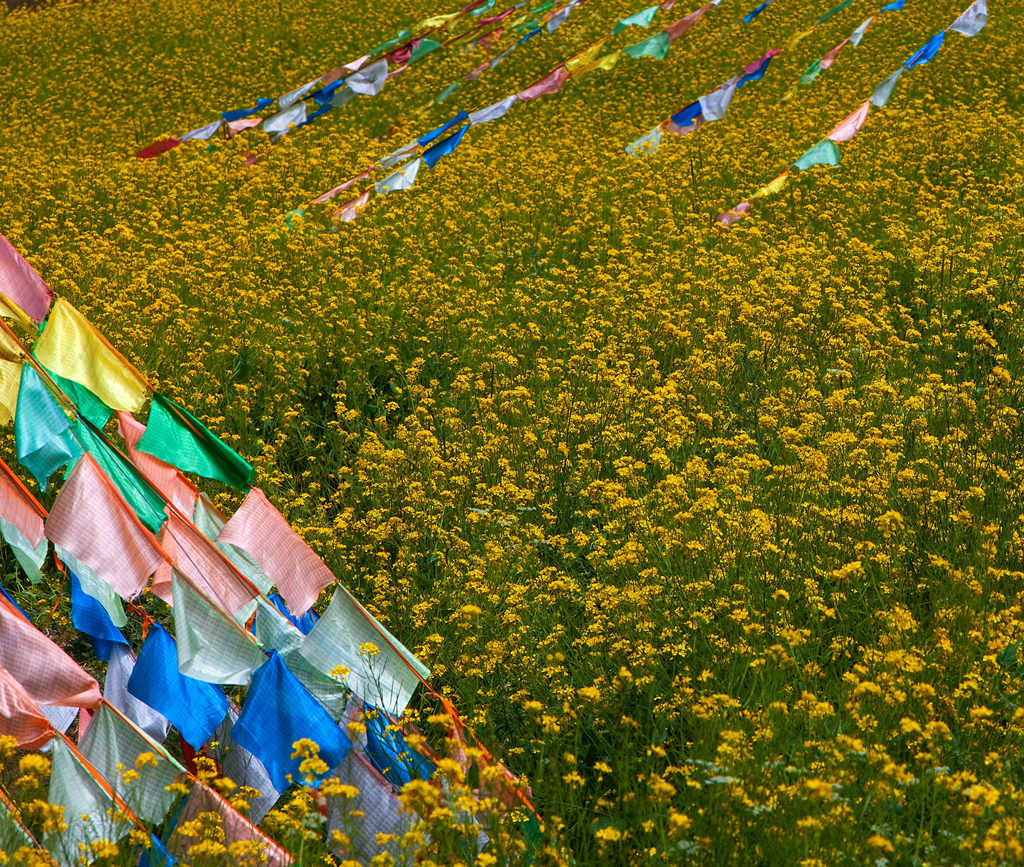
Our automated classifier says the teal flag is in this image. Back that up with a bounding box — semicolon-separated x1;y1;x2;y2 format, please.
137;394;254;490
816;0;856;24
45;366;112;429
794;140;841;171
411;38;441;62
613;5;658;35
624;31;671;60
15;364;82;490
801;59;822;83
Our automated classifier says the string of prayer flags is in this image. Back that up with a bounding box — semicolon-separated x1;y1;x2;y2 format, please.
0;232;53;322
0;667;54;750
103;644;170;744
126;622;228;749
231;651;353;792
34;297;149;413
45;454;165;600
137;393;254;490
69;569;128;661
15;364;82;491
216;486;336;616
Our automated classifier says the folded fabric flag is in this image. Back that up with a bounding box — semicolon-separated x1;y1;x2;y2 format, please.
565;39;607;74
137;393;254;490
0;457;45;551
626;125;664;155
467;60;489;80
136;138;181;160
44;365;111;429
546;4;572;32
221;99;274;122
376;158;422;195
252;596;307;654
232;652;352;792
794;139;841;170
625;31;671;60
217;487;335;616
334;190;372;224
801;59;822;83
905;31;944;68
490;43;518;68
0;358;20;426
364;704;435;787
580;49;622;74
70;569;128;661
299;586;429;717
423;123;469;169
738;49;779;87
410;38;442;62
211;707;280;824
193;490;274;596
816;0;855;25
699;80;738;122
518;65;570;100
715;201;751;227
380;141;419;168
313;171;373;203
35;297;149;413
347;59;389;96
849;15;873;45
127;622;228;749
819;37;850;71
264;102;307;135
435;82;460;103
827;101;870;142
15;363;82;490
0;667;53;750
0;593;102;708
613;4;658;34
46;454;165;600
278;79;319;110
469;95;518;125
181;119;223;141
227;117;263;137
664;3;712;43
171;571;266;685
270;591;319;634
419;111;470;146
870;67;903;107
169;782;293;865
879;0;905;8
79;703;184;824
57;546;127;629
0;232;53;322
670;100;703;128
743;0;770;21
949;0;986;36
104;644;170;744
117;411;198;517
46;737;133;865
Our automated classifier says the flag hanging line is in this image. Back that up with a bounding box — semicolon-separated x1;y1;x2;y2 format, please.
713;0;987;227
0;783;42;849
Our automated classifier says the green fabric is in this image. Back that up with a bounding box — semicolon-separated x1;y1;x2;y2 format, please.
73;420;166;533
624;31;671;60
434;82;459;103
373;29;412;54
137;393;254;490
613;5;658;35
0;796;33;851
45;366;112;429
0;517;46;584
794;139;841;171
801;59;822;83
410;38;441;62
816;0;856;25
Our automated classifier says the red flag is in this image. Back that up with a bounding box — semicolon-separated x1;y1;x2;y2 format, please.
136;138;182;159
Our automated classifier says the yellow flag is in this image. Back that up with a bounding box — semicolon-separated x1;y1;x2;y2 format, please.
33;297;149;413
752;172;790;200
0;359;20;425
787;29;812;50
0;291;33;330
566;39;608;75
417;12;458;29
576;50;621;77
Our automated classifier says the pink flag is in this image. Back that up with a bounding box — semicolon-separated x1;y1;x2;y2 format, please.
0;667;54;750
45;455;165;601
467;61;490;80
660;0;678;8
479;26;504;46
333;190;372;223
227;117;263;138
0;595;102;709
344;54;370;72
386;43;414;65
518;65;569;100
819;37;850;71
744;48;781;74
217;488;335;616
312;171;372;204
664;3;713;43
0;232;54;322
0;459;45;548
481;7;515;24
715;201;751;227
117;412;198;517
827;101;870;143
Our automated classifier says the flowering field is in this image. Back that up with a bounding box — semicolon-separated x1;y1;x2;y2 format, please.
1;0;1023;862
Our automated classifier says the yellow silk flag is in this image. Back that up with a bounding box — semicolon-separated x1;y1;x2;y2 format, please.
418;11;458;29
576;49;622;77
0;360;20;425
34;297;148;413
566;39;609;75
752;171;791;200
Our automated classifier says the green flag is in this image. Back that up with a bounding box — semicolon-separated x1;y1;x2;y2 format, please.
0;517;47;583
44;366;112;429
137;394;254;490
410;38;441;62
816;0;856;25
794;139;841;171
613;5;658;35
624;31;671;60
801;59;822;83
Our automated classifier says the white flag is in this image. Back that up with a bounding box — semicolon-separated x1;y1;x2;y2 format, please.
699;80;738;122
469;95;518;125
104;643;170;744
278;78;319;110
849;15;873;46
375;158;421;195
347;59;388;96
948;0;986;36
626;126;663;156
869;68;903;108
263;102;306;135
181;119;223;141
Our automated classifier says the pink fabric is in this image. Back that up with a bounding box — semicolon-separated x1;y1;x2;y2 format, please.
480;7;514;24
467;61;489;80
518;65;570;100
664;4;713;43
819;37;849;71
313;171;372;204
715;201;751;227
77;707;92;742
117;412;198;517
227;117;263;138
0;595;102;709
479;26;504;46
0;667;54;750
744;48;781;74
217;488;335;616
827;101;870;142
660;0;678;8
45;455;165;601
334;190;371;223
0;232;54;322
344;54;370;72
0;461;45;547
386;43;414;65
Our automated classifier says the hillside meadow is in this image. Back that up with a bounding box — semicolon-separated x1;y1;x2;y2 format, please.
1;0;1023;862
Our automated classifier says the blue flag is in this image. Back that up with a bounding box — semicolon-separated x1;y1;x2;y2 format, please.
670;101;702;127
231;652;351;792
69;570;127;661
0;582;28;619
127;623;228;750
418;111;470;147
880;0;904;10
422;123;469;169
269;592;318;635
905;31;944;68
364;703;435;787
744;1;770;22
221;98;274;122
738;54;777;88
15;364;82;491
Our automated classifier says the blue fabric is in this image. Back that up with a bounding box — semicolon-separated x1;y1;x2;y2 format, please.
312;80;346;105
69;570;127;661
127;623;228;750
743;1;770;22
269;592;318;635
138;834;176;867
880;0;904;9
364;703;435;787
231;652;351;792
519;26;543;42
418;111;469;147
737;55;776;88
0;583;28;619
905;31;944;68
15;364;82;491
670;101;702;127
299;103;333;127
221;99;273;122
422;123;469;169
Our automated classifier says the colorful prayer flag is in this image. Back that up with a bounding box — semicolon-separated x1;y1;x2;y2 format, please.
518;65;570;99
70;569;128;661
14;364;81;490
423;123;469;168
905;31;945;68
869;68;903;107
117;411;198;517
347;59;389;96
468;95;518;125
264;102;307;135
0;233;51;322
376;158;422;194
699;80;738;121
0;667;53;750
948;0;986;36
794;139;842;170
104;644;170;744
715;201;751;227
626;126;664;155
613;5;658;34
827;101;870;142
624;31;671;60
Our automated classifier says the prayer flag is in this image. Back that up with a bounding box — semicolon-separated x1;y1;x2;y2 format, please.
376;158;422;195
948;0;986;36
879;0;905;8
0;232;53;322
127;622;228;749
827;101;870;142
334;190;372;223
56;547;127;628
423;123;469;168
347;59;389;96
737;49;779;86
0;667;53;750
743;0;770;22
181;119;223;141
626;126;664;155
699;80;738;122
565;39;607;74
34;297;149;413
0;458;45;549
624;31;671;60
136;138;181;160
117;411;198;517
469;95;518;125
46;366;111;429
380;141;419;168
905;31;944;68
364;704;435;786
221;99;274;122
278;79;319;110
664;3;713;43
819;37;850;71
14;363;81;490
410;38;442;62
264;102;307;135
613;5;658;34
849;16;874;46
870;68;903;107
104;644;170;744
816;0;855;25
211;708;280;824
801;59;822;83
0;516;46;583
232;652;352;792
715;201;750;227
518;65;570;100
546;5;571;32
312;171;372;203
70;569;128;661
0;358;20;426
794;139;841;170
269;591;319;634
435;82;459;103
217;487;336;616
418;111;470;146
227;117;263;137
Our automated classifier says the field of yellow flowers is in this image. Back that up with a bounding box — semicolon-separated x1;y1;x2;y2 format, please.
2;0;1023;862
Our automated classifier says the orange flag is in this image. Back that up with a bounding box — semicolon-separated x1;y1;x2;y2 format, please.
117;411;199;517
0;667;54;750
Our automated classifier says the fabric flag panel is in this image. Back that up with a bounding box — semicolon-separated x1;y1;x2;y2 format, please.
335;190;371;223
70;569;128;661
34;297;148;413
117;411;198;517
104;644;170;744
949;0;986;36
299;587;429;718
137;393;254;490
664;3;712;43
15;364;82;491
468;95;518;125
613;5;658;34
0;232;54;322
376;158;422;195
181;119;223;141
418;111;469;147
870;68;903;107
794;139;841;170
364;704;435;786
849;15;873;45
57;546;127;627
905;31;944;68
0;458;45;551
0;789;36;851
192;492;274;598
624;31;670;59
0;516;46;583
423;123;469;169
264;103;307;135
47;366;112;429
212;707;281;824
45;454;165;601
699;80;738;122
0;593;102;708
626;126;664;155
216;487;336;616
347;59;389;96
0;358;20;426
231;652;352;792
827;101;870;142
518;65;569;100
126;622;228;749
0;667;54;750
278;79;319;109
715;201;751;227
